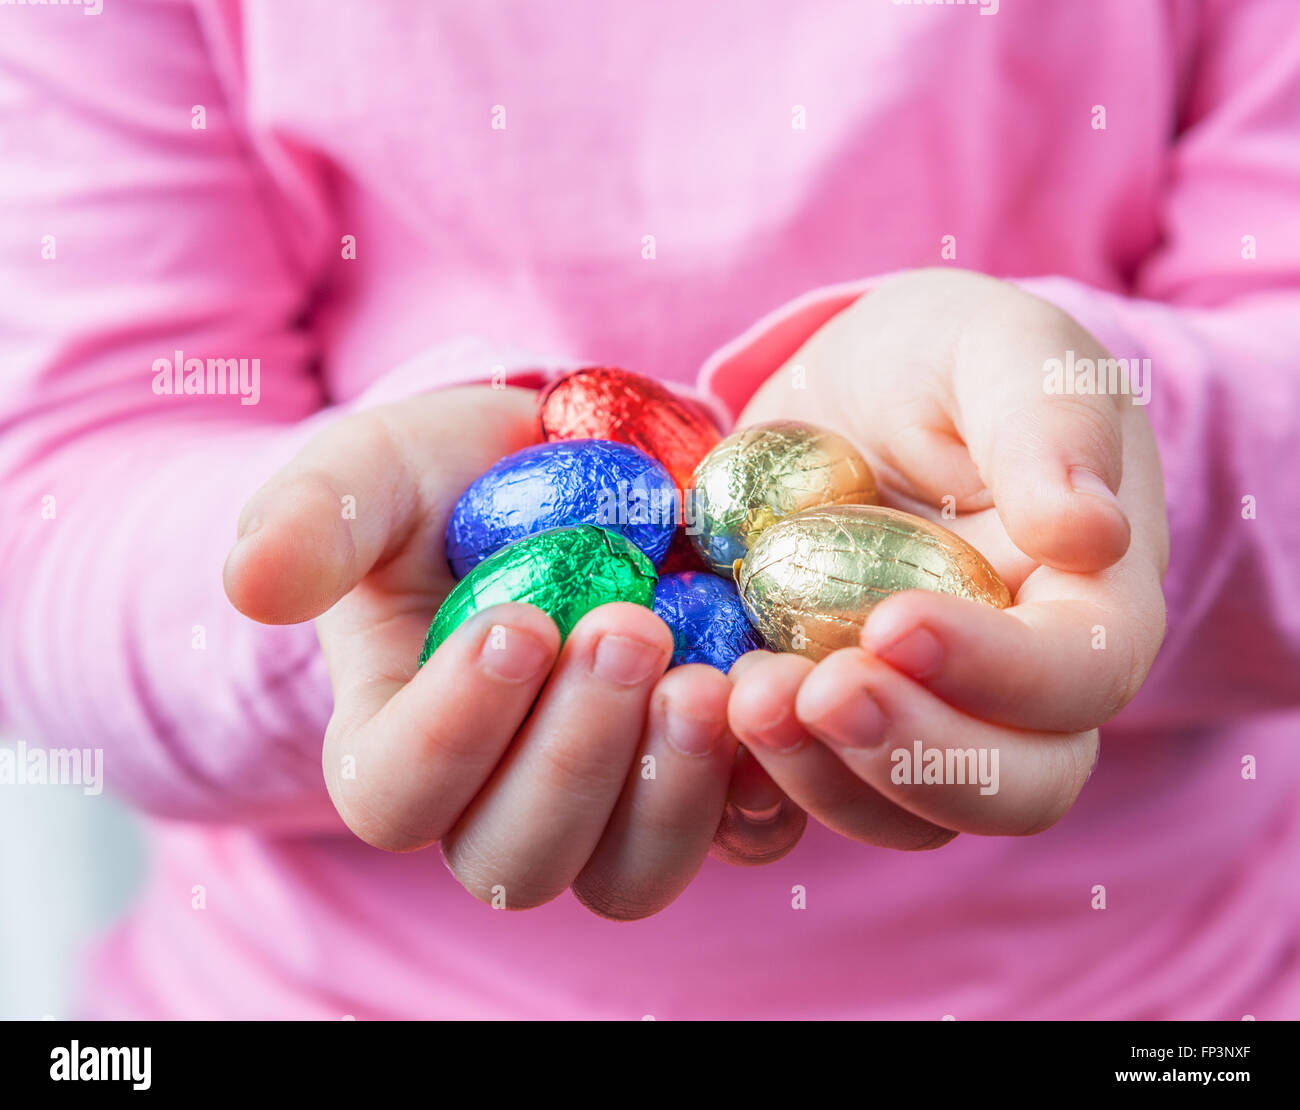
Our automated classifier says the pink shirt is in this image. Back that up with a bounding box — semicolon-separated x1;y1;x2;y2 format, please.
2;0;1299;1019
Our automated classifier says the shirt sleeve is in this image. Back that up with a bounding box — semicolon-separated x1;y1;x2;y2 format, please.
0;1;559;827
700;0;1300;727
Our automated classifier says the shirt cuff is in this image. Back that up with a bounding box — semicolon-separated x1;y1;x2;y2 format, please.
697;278;884;422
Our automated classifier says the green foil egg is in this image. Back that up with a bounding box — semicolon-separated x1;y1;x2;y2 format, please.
420;524;657;665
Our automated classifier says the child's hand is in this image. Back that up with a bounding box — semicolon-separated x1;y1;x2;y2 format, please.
725;269;1169;847
224;386;744;918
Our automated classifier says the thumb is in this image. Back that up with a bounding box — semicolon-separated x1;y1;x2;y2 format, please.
223;412;420;625
224;387;538;624
955;337;1132;573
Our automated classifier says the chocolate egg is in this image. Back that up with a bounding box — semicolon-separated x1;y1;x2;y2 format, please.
658;528;710;575
735;505;1011;661
689;421;878;575
445;439;677;577
537;366;721;492
421;525;657;664
653;572;763;672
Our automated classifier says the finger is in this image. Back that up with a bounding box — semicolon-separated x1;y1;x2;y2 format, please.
711;796;808;866
794;647;1099;836
860;584;1165;733
709;745;808;866
719;651;811;860
224;411;425;625
441;603;673;910
729;652;957;850
954;310;1132;573
322;602;561;851
572;665;738;920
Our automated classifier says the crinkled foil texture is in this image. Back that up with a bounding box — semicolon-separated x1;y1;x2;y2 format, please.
737;505;1011;661
537;366;720;492
445;439;676;577
423;525;657;663
653;572;763;673
691;421;878;574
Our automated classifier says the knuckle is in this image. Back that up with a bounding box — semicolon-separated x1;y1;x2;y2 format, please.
533;734;629;806
354;408;409;466
418;716;494;767
999;293;1083;347
312;411;394;484
622;801;696;844
995;393;1121;476
1060;393;1123;455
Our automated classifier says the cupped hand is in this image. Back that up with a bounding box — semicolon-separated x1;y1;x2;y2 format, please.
224;385;751;918
725;268;1169;847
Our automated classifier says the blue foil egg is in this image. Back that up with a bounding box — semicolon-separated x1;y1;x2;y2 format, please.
446;439;677;578
653;572;763;672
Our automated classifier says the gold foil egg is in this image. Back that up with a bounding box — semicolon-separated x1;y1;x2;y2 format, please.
688;421;878;575
735;505;1011;661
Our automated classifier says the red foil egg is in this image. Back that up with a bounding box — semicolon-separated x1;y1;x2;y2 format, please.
658;528;710;575
537;367;721;492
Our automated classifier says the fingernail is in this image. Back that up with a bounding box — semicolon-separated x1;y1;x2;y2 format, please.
811;687;887;749
593;634;665;686
663;706;723;757
479;623;552;682
1068;466;1120;504
749;709;808;753
735;801;784;825
871;626;943;678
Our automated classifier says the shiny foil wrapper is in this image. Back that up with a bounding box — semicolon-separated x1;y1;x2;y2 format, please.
421;525;657;664
444;439;676;577
690;421;878;575
736;505;1011;661
658;527;710;575
537;366;721;492
653;572;763;673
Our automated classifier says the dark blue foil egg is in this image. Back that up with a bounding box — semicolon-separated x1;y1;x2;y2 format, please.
446;439;677;578
653;572;763;672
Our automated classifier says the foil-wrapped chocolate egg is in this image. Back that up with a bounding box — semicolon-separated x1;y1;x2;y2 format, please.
421;525;657;664
689;421;878;575
445;439;676;577
537;366;721;492
653;572;763;672
735;505;1011;661
658;528;710;575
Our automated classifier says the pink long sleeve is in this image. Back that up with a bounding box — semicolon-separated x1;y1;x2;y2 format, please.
0;3;557;825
